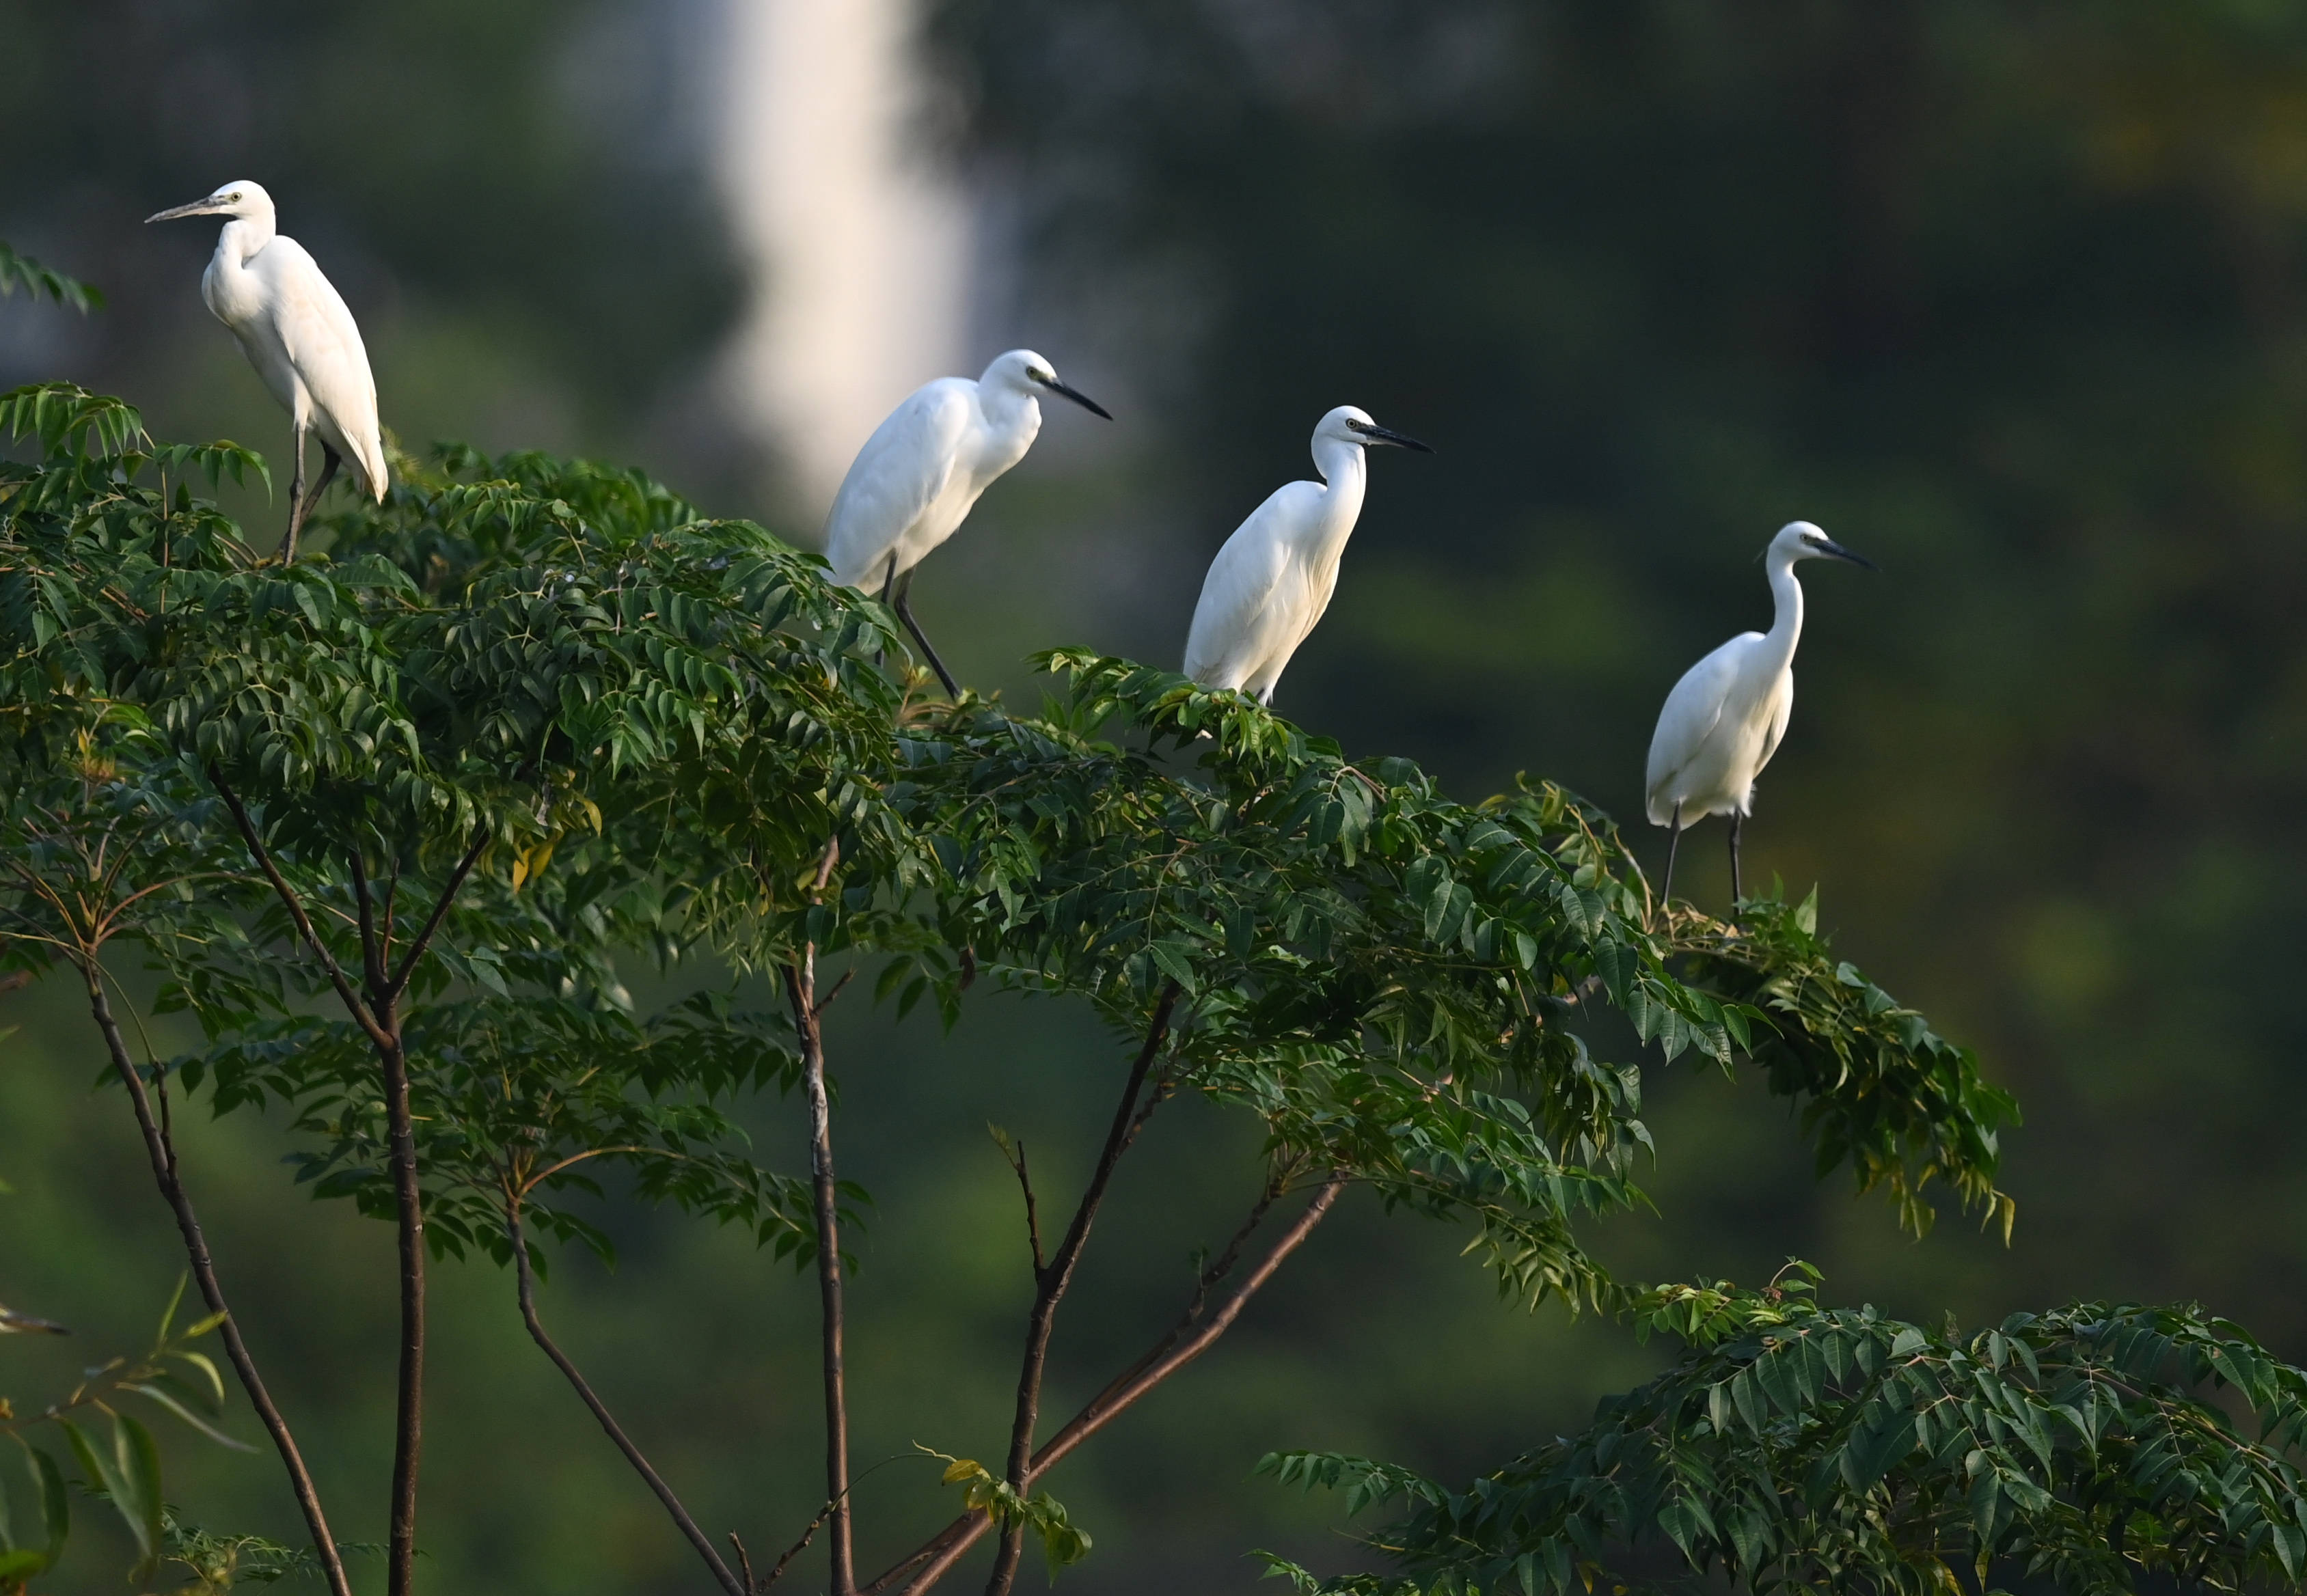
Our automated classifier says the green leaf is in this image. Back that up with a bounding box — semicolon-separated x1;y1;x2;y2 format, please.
115;1414;165;1581
27;1448;66;1570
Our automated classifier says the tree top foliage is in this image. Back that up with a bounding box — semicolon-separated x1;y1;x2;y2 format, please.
1266;1271;2307;1596
0;382;2012;1307
0;383;2079;1594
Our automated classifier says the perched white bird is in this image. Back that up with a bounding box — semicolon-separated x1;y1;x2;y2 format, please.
1182;405;1432;705
1645;520;1875;906
147;181;387;562
823;348;1110;696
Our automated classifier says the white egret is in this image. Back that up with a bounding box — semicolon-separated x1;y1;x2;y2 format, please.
1645;520;1875;906
1182;405;1432;704
823;348;1110;696
146;181;387;562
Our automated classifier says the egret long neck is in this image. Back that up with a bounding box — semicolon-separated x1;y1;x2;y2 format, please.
1307;437;1369;562
1762;550;1805;668
216;211;275;268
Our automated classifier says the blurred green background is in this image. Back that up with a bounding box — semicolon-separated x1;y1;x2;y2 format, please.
8;1;2307;1591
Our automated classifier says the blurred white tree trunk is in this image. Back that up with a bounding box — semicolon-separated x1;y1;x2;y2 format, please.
711;0;975;517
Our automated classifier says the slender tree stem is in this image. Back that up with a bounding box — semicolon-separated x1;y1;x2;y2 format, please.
979;984;1182;1596
210;775;385;1047
375;1013;424;1596
384;831;487;1004
215;779;484;1596
784;838;854;1595
80;964;355;1596
507;1205;746;1596
871;1172;1343;1595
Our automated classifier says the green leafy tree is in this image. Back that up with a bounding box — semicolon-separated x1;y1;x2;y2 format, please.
1;381;2289;1596
1264;1275;2307;1595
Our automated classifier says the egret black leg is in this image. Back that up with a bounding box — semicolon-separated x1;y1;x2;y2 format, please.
1728;811;1745;913
873;553;897;670
891;566;959;698
1661;802;1683;908
279;422;309;563
291;445;342;556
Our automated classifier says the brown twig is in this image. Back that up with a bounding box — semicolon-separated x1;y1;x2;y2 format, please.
506;1204;746;1596
759;1496;838;1592
382;828;488;1004
211;775;487;1596
813;966;856;1017
81;964;355;1596
979;983;1182;1596
208;774;387;1049
997;1136;1046;1274
784;836;856;1595
869;1172;1345;1595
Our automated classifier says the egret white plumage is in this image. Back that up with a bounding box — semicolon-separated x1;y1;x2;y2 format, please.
146;181;387;562
1182;405;1432;704
1645;520;1875;907
823;348;1110;696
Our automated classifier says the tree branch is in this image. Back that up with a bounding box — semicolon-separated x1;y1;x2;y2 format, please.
869;1171;1344;1595
383;827;489;1004
979;982;1182;1596
213;797;480;1596
208;773;387;1050
349;849;385;993
998;1137;1046;1274
759;1497;838;1592
506;1205;746;1596
377;1017;424;1596
784;835;855;1595
81;963;355;1596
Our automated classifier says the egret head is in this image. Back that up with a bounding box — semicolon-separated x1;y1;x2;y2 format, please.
1317;405;1434;454
1771;521;1876;570
983;348;1112;419
145;180;275;225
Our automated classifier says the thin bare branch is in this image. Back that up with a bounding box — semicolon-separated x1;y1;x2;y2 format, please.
998;1136;1046;1274
507;1205;746;1596
869;1172;1344;1595
787;831;855;1594
383;826;489;1004
209;773;387;1049
349;849;385;993
81;961;355;1596
980;982;1181;1596
813;965;856;1017
759;1497;837;1592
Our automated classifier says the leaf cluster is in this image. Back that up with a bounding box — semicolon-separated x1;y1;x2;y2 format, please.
1262;1285;2307;1595
1667;892;2020;1240
894;655;2013;1312
0;244;100;314
923;1449;1093;1580
0;1279;245;1592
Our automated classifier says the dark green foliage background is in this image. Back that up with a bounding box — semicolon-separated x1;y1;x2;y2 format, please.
5;1;2306;1592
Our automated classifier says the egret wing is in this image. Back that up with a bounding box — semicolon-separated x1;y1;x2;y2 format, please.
1756;672;1794;773
823;382;973;588
1182;488;1302;690
264;240;387;498
1643;637;1748;821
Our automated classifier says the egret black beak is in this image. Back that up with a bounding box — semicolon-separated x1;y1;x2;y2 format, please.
1035;375;1112;419
144;197;229;223
1348;420;1435;453
1818;538;1878;571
